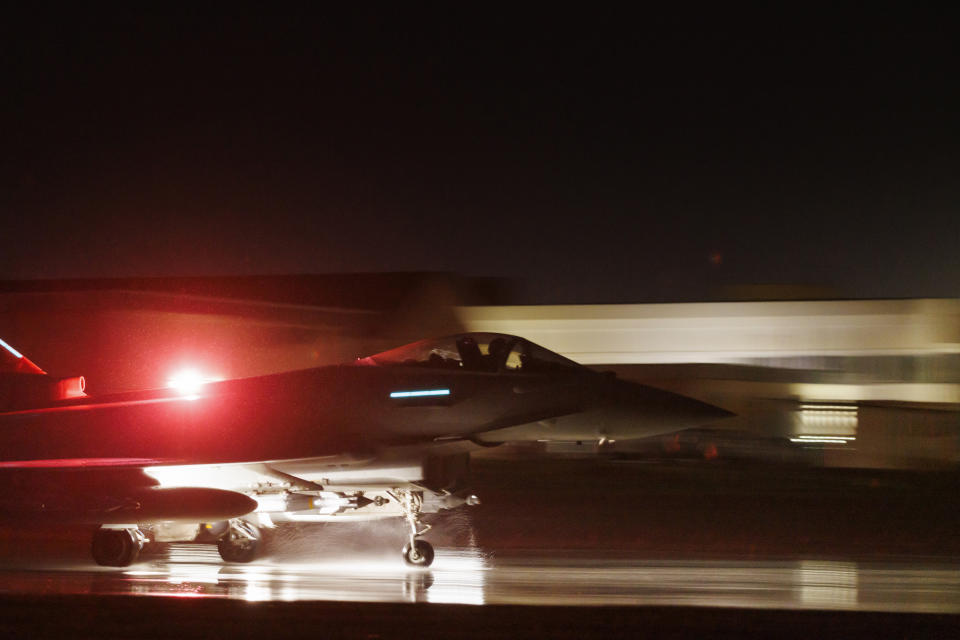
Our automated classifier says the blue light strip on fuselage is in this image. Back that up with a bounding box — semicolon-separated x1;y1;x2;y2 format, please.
389;389;451;399
0;338;24;359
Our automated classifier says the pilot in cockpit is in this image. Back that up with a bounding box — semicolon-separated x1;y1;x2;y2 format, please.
456;336;484;371
486;337;508;372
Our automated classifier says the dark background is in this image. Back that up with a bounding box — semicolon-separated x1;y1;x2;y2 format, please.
3;6;958;303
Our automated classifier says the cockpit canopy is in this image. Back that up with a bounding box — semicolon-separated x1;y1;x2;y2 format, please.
359;333;583;374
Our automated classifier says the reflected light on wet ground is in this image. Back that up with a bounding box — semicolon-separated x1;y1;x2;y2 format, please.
120;544;489;605
483;556;960;613
1;547;958;613
797;561;858;608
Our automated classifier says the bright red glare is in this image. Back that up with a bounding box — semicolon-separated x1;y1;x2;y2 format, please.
166;369;222;396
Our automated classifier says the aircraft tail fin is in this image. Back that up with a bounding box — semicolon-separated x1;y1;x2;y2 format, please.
0;337;86;411
0;337;47;375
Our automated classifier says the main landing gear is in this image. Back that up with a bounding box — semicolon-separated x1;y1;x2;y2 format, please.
91;527;147;567
391;488;435;567
216;518;261;563
91;519;262;567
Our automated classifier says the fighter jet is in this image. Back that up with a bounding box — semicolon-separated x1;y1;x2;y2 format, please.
0;333;731;568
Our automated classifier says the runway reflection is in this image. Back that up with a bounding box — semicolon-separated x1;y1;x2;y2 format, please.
797;561;858;608
121;544;489;604
0;548;957;613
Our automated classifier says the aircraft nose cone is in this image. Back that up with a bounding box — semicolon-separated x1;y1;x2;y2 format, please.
672;394;736;422
641;385;733;422
603;379;734;437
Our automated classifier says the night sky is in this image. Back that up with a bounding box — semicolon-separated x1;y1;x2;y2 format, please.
3;6;959;303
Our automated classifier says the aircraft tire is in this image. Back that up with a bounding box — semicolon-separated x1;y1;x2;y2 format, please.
402;539;435;568
217;521;261;563
91;528;141;567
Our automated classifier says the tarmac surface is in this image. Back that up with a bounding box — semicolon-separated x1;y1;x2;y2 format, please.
0;545;958;613
1;457;958;637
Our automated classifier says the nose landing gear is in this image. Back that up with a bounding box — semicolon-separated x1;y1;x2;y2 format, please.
391;488;435;567
402;538;435;567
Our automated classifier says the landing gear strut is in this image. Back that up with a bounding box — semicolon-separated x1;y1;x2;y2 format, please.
217;518;261;563
391;489;434;567
91;527;146;567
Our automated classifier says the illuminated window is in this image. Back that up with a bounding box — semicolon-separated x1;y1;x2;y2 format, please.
791;404;858;445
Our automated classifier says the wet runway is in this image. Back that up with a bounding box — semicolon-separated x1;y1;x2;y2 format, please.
2;461;960;637
1;544;958;613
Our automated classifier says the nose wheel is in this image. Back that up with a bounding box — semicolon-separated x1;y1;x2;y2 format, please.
402;539;435;567
391;489;435;568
